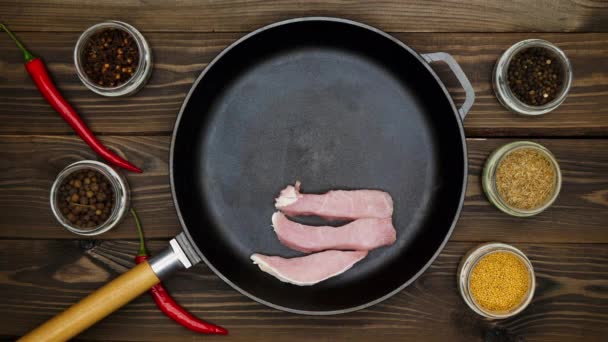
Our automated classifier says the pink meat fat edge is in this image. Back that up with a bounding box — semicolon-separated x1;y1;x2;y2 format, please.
274;182;393;220
272;212;396;253
250;250;368;286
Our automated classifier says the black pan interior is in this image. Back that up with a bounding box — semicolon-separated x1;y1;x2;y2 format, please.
172;19;466;313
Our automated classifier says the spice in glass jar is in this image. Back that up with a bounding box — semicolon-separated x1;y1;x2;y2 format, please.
469;251;531;312
507;47;563;106
57;169;115;229
81;28;139;87
495;148;556;210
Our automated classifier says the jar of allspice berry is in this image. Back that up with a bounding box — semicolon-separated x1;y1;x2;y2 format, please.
50;160;130;236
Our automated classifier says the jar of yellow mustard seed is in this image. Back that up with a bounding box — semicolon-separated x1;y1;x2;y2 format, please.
458;243;535;319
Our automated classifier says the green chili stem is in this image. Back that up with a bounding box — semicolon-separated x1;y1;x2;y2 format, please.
130;208;149;257
0;23;35;62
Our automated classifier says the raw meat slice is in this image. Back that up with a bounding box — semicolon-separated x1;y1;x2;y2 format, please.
275;181;393;220
250;250;367;286
272;212;396;253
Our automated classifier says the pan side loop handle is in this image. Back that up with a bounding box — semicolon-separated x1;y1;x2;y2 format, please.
422;52;475;120
19;238;193;342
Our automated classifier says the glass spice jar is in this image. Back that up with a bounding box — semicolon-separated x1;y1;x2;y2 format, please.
458;243;536;319
74;20;152;97
493;39;572;116
482;141;562;217
50;160;130;236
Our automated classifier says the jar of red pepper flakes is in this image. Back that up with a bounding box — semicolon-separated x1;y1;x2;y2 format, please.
74;21;152;97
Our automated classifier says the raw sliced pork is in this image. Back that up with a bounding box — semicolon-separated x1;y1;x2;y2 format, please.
250;250;367;286
275;182;393;220
272;212;396;253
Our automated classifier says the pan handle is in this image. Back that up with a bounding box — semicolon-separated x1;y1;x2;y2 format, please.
422;52;475;120
19;238;194;342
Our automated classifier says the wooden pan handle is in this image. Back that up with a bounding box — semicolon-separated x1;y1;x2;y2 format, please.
19;261;160;342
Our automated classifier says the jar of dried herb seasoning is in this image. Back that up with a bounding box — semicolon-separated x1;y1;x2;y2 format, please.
482;141;562;217
493;39;572;115
74;21;152;97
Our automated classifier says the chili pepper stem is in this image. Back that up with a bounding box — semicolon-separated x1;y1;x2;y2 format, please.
130;208;149;257
131;208;228;335
0;23;35;62
2;23;142;174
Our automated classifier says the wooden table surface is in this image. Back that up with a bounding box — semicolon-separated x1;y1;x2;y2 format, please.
1;1;607;341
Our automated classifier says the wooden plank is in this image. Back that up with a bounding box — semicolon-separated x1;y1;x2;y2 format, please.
0;135;178;239
1;32;607;137
0;136;606;243
1;0;608;33
0;239;606;341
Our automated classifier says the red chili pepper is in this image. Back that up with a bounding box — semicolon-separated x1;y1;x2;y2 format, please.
131;208;228;335
1;24;142;173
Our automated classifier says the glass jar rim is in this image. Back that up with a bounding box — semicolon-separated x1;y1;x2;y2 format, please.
50;160;130;236
482;141;562;217
493;39;572;116
74;20;152;97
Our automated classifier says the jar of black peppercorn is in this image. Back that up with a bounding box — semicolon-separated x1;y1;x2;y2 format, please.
74;21;152;97
493;39;572;116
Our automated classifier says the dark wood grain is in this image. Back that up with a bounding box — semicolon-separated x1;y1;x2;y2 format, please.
1;32;607;137
0;239;606;341
1;135;606;243
0;135;177;239
2;3;608;340
1;0;608;33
